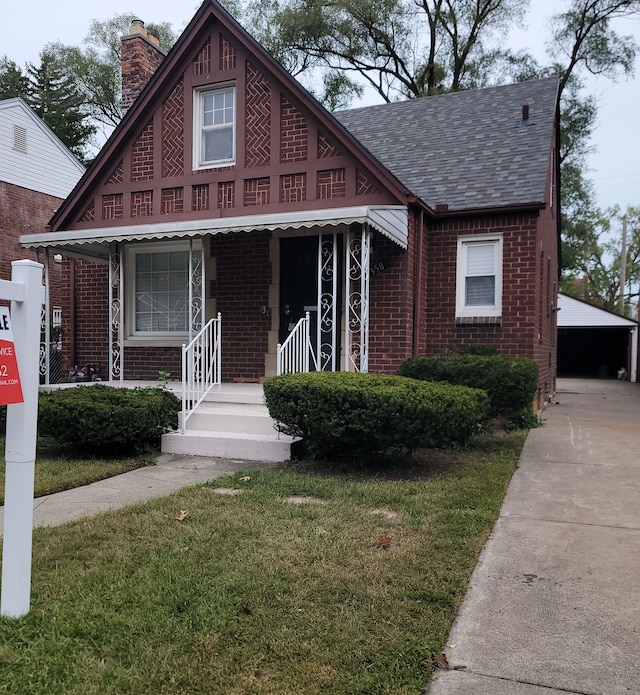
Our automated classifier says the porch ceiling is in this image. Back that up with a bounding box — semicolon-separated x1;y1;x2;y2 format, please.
21;205;408;261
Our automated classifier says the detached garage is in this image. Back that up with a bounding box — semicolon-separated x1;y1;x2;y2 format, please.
557;293;638;382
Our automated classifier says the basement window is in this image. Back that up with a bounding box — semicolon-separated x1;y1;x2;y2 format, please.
456;234;503;318
193;85;235;169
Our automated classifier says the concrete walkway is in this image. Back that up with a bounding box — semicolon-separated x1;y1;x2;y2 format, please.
0;454;274;534
429;378;640;695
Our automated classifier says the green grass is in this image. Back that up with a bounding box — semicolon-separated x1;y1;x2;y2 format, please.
0;438;155;505
0;433;526;694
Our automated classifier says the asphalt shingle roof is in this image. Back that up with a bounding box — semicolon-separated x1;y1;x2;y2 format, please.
334;77;559;212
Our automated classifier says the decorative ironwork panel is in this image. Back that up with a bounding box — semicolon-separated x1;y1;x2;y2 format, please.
39;252;49;382
345;225;371;372
189;243;204;340
109;242;122;380
318;234;338;371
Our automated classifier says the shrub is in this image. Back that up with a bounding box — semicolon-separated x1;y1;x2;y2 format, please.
263;371;489;461
398;355;539;420
38;385;180;455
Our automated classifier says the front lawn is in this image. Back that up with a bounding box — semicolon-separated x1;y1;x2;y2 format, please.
0;433;526;694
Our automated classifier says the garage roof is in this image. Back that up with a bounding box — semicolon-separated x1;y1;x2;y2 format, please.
558;294;638;328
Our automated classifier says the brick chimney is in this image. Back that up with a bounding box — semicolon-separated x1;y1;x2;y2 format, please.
121;20;165;115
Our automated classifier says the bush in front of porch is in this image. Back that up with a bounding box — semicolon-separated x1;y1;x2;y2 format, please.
264;372;489;461
38;385;180;455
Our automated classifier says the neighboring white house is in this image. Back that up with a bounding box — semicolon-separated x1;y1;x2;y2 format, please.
0;97;85;382
557;293;638;382
0;97;85;199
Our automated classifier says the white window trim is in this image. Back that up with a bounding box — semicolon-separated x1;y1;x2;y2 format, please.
455;234;503;318
125;240;202;341
193;84;236;170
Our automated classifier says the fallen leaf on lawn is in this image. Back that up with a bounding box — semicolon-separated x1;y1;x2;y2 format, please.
175;510;189;521
239;476;251;482
448;643;457;649
435;652;450;669
378;536;392;548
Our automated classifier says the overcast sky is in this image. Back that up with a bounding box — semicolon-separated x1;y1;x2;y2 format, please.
2;0;639;216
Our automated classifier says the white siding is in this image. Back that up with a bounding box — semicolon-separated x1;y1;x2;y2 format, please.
558;293;638;328
0;98;84;198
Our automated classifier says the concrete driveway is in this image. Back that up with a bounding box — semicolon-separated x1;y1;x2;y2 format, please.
429;378;640;695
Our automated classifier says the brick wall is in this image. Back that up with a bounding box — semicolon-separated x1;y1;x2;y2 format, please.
533;203;559;406
368;231;414;373
423;211;557;407
280;96;308;163
63;261;109;377
0;181;65;321
210;231;272;380
121;26;165;115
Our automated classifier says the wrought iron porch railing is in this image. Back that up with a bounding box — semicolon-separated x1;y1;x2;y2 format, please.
181;313;221;431
276;312;318;376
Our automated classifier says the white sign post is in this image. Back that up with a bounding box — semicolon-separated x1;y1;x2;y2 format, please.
0;260;44;618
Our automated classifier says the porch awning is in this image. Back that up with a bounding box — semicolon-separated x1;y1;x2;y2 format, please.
21;205;409;262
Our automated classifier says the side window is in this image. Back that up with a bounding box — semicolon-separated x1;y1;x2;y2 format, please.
194;86;235;169
456;235;502;318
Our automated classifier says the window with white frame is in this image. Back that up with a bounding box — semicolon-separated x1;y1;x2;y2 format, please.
126;242;200;337
194;85;235;168
456;235;503;318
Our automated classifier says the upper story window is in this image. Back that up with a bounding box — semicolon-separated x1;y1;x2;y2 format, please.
456;234;503;318
194;85;235;169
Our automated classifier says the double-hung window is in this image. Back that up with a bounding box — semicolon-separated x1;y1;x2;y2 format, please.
456;235;502;318
127;242;202;339
194;85;235;168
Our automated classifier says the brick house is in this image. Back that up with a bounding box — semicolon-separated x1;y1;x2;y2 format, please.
0;97;84;380
22;0;560;408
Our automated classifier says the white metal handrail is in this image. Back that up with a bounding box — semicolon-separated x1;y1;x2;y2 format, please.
277;312;318;375
181;313;221;431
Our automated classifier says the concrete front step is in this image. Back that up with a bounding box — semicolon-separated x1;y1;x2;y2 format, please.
161;383;295;462
161;429;295;462
185;402;277;435
200;383;265;405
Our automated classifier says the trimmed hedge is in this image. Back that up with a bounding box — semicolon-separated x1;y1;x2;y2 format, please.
38;385;180;455
263;371;489;460
398;355;538;419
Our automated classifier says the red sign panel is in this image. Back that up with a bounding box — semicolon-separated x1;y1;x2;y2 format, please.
0;307;24;405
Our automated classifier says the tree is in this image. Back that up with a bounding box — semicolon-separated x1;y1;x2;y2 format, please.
25;50;96;160
0;57;29;100
50;15;178;133
547;1;640;303
243;0;529;103
562;206;640;314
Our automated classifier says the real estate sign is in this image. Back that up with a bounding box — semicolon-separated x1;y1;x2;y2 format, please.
0;306;24;405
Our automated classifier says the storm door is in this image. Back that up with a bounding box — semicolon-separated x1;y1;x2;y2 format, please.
279;235;342;370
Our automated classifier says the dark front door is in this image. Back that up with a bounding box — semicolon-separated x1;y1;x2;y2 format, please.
279;236;318;345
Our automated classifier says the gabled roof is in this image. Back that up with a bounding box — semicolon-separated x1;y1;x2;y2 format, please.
47;0;413;231
558;293;638;328
0;97;84;198
335;77;559;213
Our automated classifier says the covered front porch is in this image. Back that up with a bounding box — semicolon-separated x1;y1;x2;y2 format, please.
24;205;408;387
